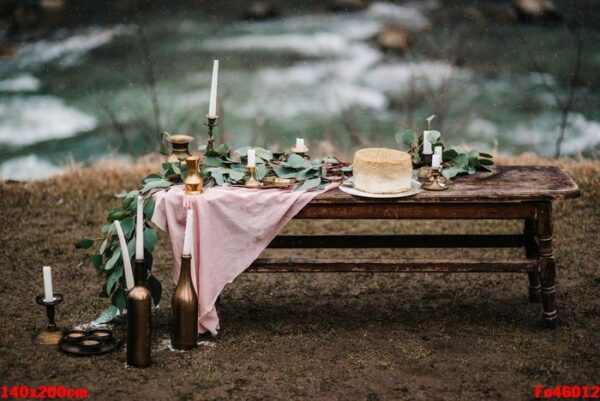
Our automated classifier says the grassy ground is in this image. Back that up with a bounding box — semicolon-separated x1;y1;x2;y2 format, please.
0;155;598;401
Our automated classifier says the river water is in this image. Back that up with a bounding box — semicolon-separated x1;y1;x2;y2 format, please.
0;1;599;180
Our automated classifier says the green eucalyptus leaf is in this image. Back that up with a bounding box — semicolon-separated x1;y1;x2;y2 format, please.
235;146;249;157
144;228;156;252
442;166;464;180
105;248;121;271
148;275;163;306
215;143;230;156
254;147;273;161
295;177;322;191
106;264;123;295
203;156;224;168
94;305;119;324
113;288;126;312
426;130;441;145
255;163;267;180
143;197;155;219
274;165;300;178
395;130;415;148
92;254;103;269
75;238;94;249
120;216;135;238
479;152;493;158
287;154;310;169
479;158;494;166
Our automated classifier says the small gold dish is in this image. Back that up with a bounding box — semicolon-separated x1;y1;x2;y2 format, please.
262;177;296;188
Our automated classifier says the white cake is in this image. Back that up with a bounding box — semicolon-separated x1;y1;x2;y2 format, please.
353;148;413;194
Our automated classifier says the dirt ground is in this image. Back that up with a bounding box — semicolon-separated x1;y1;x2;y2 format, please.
1;155;599;401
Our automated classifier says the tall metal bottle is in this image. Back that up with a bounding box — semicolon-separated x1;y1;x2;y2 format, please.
127;259;152;367
171;254;198;350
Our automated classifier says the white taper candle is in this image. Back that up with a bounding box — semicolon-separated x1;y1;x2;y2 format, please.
434;145;443;156
247;149;256;168
208;60;219;118
182;209;194;256
114;220;135;290
43;266;54;302
135;196;144;260
296;138;304;148
422;131;433;155
432;154;442;169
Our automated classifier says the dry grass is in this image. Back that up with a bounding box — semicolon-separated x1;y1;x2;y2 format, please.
0;154;598;401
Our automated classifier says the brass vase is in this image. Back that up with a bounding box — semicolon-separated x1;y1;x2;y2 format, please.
184;155;203;195
161;132;194;163
171;255;198;350
127;259;152;368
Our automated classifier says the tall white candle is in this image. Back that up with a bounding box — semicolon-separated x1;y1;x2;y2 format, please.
422;131;433;155
296;138;304;149
432;153;442;168
135;196;144;260
114;220;135;290
43;266;54;302
434;145;443;156
182;209;194;256
208;60;219;118
247;149;256;168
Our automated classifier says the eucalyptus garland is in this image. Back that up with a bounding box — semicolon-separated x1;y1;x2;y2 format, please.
77;145;350;321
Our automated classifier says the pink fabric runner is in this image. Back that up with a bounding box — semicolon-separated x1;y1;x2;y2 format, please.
151;184;336;335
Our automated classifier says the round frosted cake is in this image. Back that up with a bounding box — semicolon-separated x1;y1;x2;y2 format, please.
353;148;413;194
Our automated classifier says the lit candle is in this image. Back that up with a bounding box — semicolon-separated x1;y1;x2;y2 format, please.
422;131;433;155
432;153;442;168
434;145;443;156
296;138;304;149
247;149;256;168
135;196;144;261
43;266;54;302
114;220;135;290
182;209;194;256
208;60;219;118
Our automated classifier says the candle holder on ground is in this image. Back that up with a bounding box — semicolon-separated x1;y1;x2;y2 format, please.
35;294;64;345
245;166;260;188
204;114;219;153
421;167;449;191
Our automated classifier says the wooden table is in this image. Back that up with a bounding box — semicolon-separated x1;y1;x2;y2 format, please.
248;166;580;328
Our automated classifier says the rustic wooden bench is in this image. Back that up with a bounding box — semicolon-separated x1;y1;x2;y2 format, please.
248;166;580;328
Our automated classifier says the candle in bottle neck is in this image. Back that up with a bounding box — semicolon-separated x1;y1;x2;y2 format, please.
432;154;442;168
43;266;54;302
422;131;433;155
135;196;144;260
182;209;194;256
247;149;256;168
296;138;304;149
208;60;219;119
115;220;135;290
434;146;443;156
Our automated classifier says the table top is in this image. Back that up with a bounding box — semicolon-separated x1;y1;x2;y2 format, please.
312;166;580;204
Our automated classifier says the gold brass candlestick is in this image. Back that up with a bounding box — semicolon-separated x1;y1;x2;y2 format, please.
171;255;198;350
127;259;152;368
35;294;64;345
291;145;310;159
204;114;219;153
421;167;449;191
184;155;204;195
245;166;260;188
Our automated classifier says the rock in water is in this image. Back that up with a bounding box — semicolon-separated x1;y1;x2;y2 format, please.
513;0;562;23
328;0;370;13
242;2;279;21
376;25;414;56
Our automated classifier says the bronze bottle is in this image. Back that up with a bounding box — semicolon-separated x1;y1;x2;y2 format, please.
127;259;152;367
171;255;198;350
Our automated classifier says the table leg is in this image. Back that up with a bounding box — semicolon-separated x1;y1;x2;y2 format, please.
537;202;559;328
524;219;542;303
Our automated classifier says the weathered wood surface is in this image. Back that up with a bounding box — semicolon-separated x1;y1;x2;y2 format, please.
309;166;580;204
267;234;524;249
248;258;539;273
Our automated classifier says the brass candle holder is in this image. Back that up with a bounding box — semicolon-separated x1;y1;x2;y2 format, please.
245;166;260;188
35;294;64;345
184;155;204;195
204;114;219;153
127;259;152;368
291;144;310;159
421;167;449;191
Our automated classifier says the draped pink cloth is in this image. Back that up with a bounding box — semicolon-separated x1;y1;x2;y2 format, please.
151;184;336;335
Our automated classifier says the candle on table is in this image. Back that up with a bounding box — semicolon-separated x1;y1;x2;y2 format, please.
296;138;304;149
434;146;443;156
182;209;194;256
114;220;135;290
422;131;433;155
432;154;442;169
247;149;256;168
43;266;54;302
135;196;144;261
208;60;219;119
